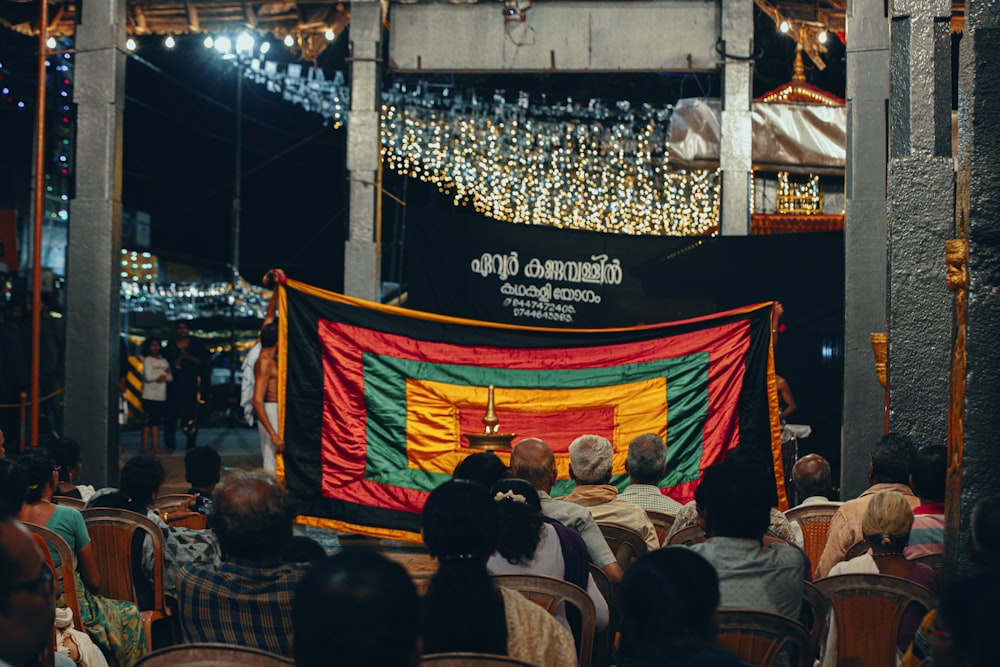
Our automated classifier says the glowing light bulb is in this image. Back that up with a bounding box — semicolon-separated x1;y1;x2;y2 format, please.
259;41;271;55
125;37;137;51
46;36;57;49
204;36;214;49
236;32;254;54
165;35;176;49
779;20;790;33
817;30;828;44
325;28;335;41
215;36;232;53
283;34;295;47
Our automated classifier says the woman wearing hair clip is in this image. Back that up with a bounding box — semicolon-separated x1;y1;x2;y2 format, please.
488;478;609;637
823;490;940;664
421;479;576;667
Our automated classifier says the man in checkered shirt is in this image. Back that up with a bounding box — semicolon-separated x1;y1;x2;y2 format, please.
176;470;308;657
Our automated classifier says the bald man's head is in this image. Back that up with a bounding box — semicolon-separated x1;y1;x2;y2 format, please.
510;438;556;493
791;453;832;502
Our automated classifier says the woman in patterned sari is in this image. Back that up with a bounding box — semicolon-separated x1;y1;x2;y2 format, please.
17;448;147;667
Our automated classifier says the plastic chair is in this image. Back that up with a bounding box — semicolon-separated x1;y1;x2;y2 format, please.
845;540;869;560
420;653;537;666
597;522;649;569
665;524;706;546
149;494;207;530
587;563;617;667
800;581;829;661
813;573;938;667
644;510;676;546
785;503;840;570
26;523;84;631
716;609;814;667
913;552;944;576
81;507;171;651
495;574;595;667
54;496;86;510
135;643;293;666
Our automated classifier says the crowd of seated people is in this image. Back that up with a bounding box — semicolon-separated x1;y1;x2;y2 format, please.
1;426;993;667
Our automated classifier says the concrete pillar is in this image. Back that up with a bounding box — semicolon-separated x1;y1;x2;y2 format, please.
885;0;953;450
65;0;126;486
956;0;1000;565
719;0;753;236
343;1;382;300
841;0;890;497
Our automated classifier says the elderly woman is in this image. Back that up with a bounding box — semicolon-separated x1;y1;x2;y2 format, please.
487;477;609;638
824;490;939;662
421;479;576;667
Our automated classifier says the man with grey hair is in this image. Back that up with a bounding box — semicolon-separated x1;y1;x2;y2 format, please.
562;434;659;551
619;433;683;514
510;437;624;584
176;469;307;657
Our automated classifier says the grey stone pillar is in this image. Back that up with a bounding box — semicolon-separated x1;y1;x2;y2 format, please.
65;0;126;486
957;0;1000;565
719;0;752;236
343;1;382;300
841;0;890;497
885;0;953;450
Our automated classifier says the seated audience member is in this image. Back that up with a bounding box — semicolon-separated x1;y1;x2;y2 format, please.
17;448;147;666
293;549;420;667
0;458;27;516
665;448;798;545
0;516;59;667
176;470;305;657
825;491;938;659
87;456;221;603
618;433;683;514
183;445;222;500
562;434;659;552
791;453;839;507
49;438;95;503
816;433;919;577
511;437;624;584
453;451;509;488
788;453;841;547
487;478;609;636
689;459;807;620
617;547;743;667
928;570;1000;667
904;445;946;559
903;493;1000;667
421;479;576;667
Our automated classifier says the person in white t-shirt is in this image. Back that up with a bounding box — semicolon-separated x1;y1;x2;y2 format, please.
141;338;171;454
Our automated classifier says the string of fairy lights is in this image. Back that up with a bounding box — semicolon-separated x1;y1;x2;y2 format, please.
379;97;719;236
233;55;721;236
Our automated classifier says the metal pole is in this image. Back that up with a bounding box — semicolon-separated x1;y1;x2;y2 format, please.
228;62;243;410
30;0;49;448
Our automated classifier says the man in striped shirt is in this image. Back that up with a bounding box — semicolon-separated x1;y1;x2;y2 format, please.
904;444;946;559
